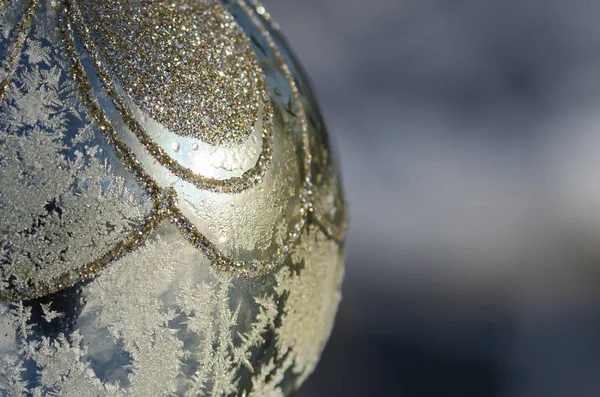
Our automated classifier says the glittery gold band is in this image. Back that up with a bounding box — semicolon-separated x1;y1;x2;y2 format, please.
241;0;348;242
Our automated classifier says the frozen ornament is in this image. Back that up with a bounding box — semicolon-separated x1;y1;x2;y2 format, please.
0;0;347;395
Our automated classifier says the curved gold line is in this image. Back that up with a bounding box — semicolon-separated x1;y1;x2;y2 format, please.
240;0;312;184
239;0;348;243
0;0;40;104
0;205;165;303
68;0;274;195
0;5;166;303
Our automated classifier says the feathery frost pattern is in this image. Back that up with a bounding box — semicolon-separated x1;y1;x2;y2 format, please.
0;1;345;395
0;224;343;396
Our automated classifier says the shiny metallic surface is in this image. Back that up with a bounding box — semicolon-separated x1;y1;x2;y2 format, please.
0;0;346;395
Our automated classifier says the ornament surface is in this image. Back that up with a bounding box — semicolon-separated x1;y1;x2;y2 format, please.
0;0;346;395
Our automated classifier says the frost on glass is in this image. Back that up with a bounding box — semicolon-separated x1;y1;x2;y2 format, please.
0;1;153;290
0;1;346;395
0;223;343;396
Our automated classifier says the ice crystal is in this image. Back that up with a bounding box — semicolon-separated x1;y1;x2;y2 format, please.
0;2;344;396
0;1;153;290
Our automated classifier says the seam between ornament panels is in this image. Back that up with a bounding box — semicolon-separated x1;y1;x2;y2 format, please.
67;0;275;195
0;1;310;302
239;0;347;243
0;0;39;103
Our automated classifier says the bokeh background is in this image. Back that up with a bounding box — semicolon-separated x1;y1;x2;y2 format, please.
261;1;600;396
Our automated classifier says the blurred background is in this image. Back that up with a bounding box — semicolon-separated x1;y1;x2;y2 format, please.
261;0;600;396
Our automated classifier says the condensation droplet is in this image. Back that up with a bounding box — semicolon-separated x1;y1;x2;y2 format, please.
172;142;180;153
192;143;199;151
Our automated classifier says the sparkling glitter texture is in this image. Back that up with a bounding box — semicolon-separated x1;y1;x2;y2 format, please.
81;0;264;146
0;0;347;395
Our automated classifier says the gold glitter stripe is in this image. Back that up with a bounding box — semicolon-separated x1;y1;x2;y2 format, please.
0;5;168;303
68;0;274;195
0;203;165;302
245;3;313;184
59;9;162;198
240;0;347;243
167;203;307;277
0;0;39;104
240;2;312;181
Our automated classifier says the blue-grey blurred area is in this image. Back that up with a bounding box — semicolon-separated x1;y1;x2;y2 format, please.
262;0;600;396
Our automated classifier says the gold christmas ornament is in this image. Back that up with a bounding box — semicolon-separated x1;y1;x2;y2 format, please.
0;0;347;395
